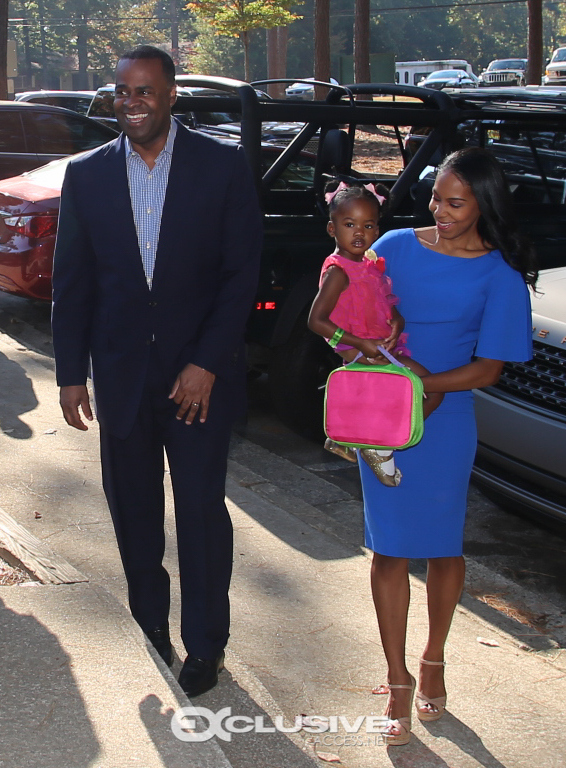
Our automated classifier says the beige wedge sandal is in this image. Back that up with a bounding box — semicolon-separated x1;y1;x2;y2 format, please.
382;675;416;746
415;658;447;722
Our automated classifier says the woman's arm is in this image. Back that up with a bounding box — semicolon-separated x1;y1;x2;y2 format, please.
308;267;382;360
420;357;504;394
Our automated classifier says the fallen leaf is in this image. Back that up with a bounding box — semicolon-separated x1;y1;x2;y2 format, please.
3;429;14;434
477;636;500;647
34;511;42;519
43;429;57;435
316;753;341;764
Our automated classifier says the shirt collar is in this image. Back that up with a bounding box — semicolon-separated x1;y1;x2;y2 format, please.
125;118;177;160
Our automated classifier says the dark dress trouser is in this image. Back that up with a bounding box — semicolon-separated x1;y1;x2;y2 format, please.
99;345;234;659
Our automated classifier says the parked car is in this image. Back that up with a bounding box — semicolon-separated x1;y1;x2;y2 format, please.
417;69;479;90
473;266;566;527
0;100;117;180
543;47;566;85
14;90;96;115
479;59;527;87
285;78;338;100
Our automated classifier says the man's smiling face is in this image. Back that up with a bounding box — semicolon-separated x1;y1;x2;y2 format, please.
113;57;176;155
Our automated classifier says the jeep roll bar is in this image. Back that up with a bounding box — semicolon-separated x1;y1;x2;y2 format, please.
171;76;464;209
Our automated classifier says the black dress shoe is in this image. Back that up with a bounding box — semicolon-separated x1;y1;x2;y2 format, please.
146;625;173;667
178;651;225;697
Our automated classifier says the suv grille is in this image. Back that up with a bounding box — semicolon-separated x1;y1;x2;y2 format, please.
494;340;566;417
486;73;515;83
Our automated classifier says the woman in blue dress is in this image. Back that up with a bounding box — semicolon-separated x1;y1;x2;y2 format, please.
364;148;537;745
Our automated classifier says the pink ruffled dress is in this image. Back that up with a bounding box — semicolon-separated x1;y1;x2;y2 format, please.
320;251;410;356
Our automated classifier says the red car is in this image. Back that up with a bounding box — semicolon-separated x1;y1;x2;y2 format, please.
0;155;70;300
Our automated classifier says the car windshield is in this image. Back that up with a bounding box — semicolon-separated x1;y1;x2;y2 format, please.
552;49;566;63
489;60;526;70
428;70;462;79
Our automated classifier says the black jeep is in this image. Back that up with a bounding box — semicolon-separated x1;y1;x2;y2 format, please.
171;78;566;438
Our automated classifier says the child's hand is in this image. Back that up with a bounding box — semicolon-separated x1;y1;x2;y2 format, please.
357;338;380;360
382;309;405;350
357;338;390;365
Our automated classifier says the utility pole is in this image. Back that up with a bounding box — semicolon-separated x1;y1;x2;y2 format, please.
171;0;179;68
37;0;48;88
314;0;330;99
526;0;543;84
354;0;370;85
0;0;7;98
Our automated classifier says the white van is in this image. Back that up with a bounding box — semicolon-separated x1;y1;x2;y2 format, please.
396;60;473;87
543;48;566;85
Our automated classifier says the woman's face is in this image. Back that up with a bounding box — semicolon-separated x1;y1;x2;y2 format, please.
429;170;481;242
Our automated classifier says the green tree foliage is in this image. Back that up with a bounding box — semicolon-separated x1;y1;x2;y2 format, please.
189;15;244;77
186;0;303;80
9;0;171;86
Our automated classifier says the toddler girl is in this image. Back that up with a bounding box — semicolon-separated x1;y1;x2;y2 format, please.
308;180;442;486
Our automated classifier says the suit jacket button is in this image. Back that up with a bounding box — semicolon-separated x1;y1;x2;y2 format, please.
149;300;157;307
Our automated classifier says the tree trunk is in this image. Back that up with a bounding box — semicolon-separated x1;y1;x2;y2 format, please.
354;0;370;86
76;15;89;90
526;0;543;85
0;0;7;99
266;26;287;99
314;0;330;99
267;27;278;97
276;26;288;99
170;0;179;67
37;0;48;88
22;6;32;83
242;30;250;82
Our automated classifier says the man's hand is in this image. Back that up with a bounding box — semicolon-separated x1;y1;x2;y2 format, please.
60;385;93;431
169;364;216;424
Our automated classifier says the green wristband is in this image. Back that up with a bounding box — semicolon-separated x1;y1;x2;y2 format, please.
328;327;345;348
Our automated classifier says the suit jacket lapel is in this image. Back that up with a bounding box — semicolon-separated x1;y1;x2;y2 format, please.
151;124;194;290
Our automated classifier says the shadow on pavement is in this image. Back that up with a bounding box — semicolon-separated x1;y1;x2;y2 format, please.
0;350;38;439
0;593;101;766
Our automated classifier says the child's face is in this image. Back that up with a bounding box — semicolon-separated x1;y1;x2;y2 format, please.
327;198;379;260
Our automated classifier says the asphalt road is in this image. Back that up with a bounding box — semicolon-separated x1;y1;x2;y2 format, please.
1;290;565;643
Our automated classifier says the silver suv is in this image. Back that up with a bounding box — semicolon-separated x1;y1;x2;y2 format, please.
479;58;527;87
473;267;566;526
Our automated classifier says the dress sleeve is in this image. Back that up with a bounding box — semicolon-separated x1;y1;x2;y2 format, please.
475;262;532;362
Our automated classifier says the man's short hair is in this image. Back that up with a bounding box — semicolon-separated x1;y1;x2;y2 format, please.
118;45;175;86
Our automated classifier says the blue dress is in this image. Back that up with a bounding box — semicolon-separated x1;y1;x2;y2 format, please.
362;229;532;558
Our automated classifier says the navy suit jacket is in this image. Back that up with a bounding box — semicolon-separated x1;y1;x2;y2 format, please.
52;122;262;439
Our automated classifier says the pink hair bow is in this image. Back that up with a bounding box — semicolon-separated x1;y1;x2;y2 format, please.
324;180;387;206
363;182;387;206
324;181;348;204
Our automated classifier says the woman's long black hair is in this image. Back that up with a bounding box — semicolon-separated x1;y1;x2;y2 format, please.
438;148;538;289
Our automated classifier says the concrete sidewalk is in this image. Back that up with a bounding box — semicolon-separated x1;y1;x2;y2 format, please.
0;326;565;768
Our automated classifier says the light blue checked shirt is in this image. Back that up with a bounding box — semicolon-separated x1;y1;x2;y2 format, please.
125;119;177;288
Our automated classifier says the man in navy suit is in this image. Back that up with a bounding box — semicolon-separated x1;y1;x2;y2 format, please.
52;46;261;697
